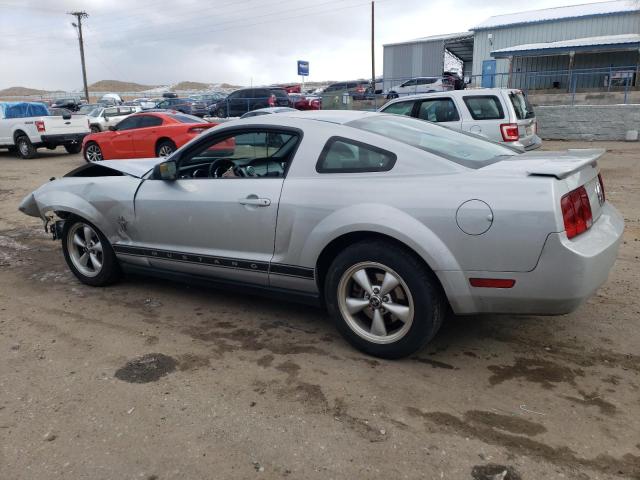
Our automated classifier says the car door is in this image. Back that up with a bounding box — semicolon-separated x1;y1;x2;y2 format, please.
133;115;164;157
108;116;142;158
414;97;462;130
228;91;247;117
129;126;301;286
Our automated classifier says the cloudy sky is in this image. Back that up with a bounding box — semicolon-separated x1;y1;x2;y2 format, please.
0;0;614;90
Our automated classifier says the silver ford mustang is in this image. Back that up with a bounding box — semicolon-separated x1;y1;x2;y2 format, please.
19;111;624;358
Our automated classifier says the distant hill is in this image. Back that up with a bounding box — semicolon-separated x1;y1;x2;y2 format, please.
88;80;159;92
0;86;58;96
171;81;212;91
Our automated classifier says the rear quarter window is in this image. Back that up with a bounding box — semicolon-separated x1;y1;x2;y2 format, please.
463;95;504;120
509;92;535;120
316;137;397;173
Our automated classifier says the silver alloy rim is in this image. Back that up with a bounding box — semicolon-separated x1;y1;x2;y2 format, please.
18;139;29;156
86;144;103;162
67;222;104;277
337;262;414;344
158;145;173;157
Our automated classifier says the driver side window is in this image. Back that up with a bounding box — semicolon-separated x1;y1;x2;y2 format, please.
178;129;300;179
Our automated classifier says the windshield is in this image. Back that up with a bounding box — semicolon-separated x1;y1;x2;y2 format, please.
87;108;102;117
78;105;97;114
347;115;518;168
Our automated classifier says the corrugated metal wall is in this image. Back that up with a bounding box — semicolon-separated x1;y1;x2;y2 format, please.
472;11;640;84
382;40;445;89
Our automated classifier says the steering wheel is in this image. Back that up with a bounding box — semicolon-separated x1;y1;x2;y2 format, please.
209;160;245;178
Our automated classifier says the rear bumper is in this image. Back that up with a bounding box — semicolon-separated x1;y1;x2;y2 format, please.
39;133;88;146
514;134;543;151
439;203;624;315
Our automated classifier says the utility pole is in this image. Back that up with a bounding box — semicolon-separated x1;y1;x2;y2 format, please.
69;11;89;102
371;1;375;91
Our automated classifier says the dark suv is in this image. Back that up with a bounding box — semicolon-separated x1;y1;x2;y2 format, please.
209;87;289;118
51;97;83;112
155;97;207;117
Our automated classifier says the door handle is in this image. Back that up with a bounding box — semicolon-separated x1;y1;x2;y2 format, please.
239;196;271;207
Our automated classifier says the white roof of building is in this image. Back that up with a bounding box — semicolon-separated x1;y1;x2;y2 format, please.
491;33;640;55
384;32;473;47
474;0;639;30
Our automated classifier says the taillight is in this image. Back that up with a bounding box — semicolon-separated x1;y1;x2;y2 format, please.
35;120;46;133
561;186;593;239
188;127;208;134
597;173;606;203
500;123;519;142
268;94;276;107
469;278;516;288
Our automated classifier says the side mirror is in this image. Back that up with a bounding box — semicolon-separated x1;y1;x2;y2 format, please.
153;160;177;181
108;125;117;131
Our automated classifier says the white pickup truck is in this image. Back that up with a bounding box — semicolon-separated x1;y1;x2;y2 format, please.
0;102;90;158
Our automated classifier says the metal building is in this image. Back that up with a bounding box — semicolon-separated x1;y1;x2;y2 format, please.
382;0;640;91
473;0;640;89
382;32;474;90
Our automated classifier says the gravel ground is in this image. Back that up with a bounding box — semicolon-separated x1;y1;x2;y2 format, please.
0;141;639;480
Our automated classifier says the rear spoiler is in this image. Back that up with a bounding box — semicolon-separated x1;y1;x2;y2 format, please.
526;148;604;179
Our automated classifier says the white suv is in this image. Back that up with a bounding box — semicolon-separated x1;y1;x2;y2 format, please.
386;77;449;98
87;105;140;133
379;88;541;151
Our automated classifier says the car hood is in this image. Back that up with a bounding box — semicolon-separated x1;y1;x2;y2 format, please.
78;158;162;178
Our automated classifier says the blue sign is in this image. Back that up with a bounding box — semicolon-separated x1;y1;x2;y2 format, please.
297;60;309;77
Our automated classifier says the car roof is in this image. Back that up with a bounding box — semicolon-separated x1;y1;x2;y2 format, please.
380;88;520;106
237;109;381;125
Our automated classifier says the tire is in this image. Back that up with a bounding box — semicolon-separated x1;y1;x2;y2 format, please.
386;92;399;99
61;217;121;287
64;144;82;154
324;240;445;359
90;125;101;133
156;140;176;157
84;142;103;162
15;135;37;159
216;108;226;118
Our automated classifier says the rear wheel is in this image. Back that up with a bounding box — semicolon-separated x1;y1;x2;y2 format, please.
156;140;176;157
64;144;82;154
325;240;445;359
61;217;121;287
84;142;103;162
15;135;37;159
386;92;399;99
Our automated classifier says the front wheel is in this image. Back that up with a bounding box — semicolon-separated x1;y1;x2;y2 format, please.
325;240;445;359
386;92;399;99
15;135;37;159
216;107;227;118
90;125;100;133
61;217;121;287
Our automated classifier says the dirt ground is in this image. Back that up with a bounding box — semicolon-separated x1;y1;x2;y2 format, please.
1;141;639;480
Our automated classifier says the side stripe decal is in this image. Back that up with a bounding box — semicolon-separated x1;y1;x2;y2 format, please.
113;245;314;279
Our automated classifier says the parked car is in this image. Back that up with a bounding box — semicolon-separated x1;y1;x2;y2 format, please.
132;98;157;110
322;81;370;100
77;103;101;115
87;105;141;133
155;98;207;117
280;84;301;94
48;107;73;118
189;93;226;107
240;107;297;119
288;94;321;110
162;92;178;98
20;110;622;359
100;93;123;105
209;87;290;118
82;111;228;161
386;77;449;98
378;88;541;150
0;101;89;158
443;70;465;90
51;97;83;112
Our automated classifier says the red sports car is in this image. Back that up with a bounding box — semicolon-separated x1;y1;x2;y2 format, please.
82;111;232;162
